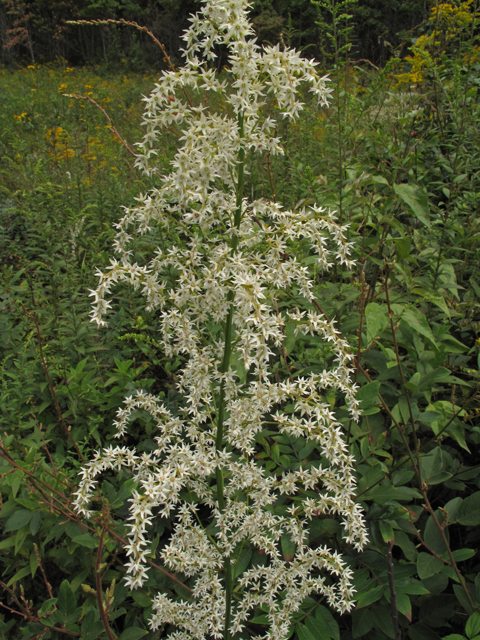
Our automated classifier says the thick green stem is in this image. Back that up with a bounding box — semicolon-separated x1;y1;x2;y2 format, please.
215;111;245;640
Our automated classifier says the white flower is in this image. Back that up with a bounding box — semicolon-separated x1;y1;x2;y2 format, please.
74;0;367;638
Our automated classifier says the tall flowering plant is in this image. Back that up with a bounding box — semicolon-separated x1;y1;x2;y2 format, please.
73;1;368;638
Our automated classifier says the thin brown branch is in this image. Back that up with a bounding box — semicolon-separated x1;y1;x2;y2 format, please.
66;94;136;157
66;19;194;108
386;541;402;640
33;544;53;599
96;528;117;640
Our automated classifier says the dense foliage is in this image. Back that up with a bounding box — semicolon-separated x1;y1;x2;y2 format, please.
0;0;427;67
1;1;480;639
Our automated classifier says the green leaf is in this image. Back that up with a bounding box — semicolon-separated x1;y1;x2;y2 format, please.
117;629;148;640
372;605;395;639
444;497;463;523
281;533;295;563
0;537;16;550
408;623;442;640
304;614;332;640
466;612;480;638
58;580;77;616
82;618;105;640
417;553;444;579
420;448;453;486
30;510;42;535
394;531;418;562
417;367;452;392
316;606;339;640
7;566;31;587
4;509;33;532
71;534;98;549
394;237;411;261
396;579;429;595
402;307;436;347
297;625;316;640
452;549;475;562
363;483;421;503
365;303;390;344
352;608;374;638
284;323;297;356
356;380;381;410
232;547;253;579
394;182;430;226
355;585;383;609
424;515;449;556
396;592;412;622
447;423;470;453
379;520;395;544
457;492;480;526
38;598;58;616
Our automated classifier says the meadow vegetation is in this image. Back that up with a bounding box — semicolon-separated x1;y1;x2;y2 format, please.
1;1;480;639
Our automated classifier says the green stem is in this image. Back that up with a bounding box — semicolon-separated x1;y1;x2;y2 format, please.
215;111;245;640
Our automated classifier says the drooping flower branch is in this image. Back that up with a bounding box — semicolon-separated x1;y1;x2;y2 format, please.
73;1;368;638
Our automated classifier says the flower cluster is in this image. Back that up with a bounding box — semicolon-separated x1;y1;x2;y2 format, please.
74;1;367;638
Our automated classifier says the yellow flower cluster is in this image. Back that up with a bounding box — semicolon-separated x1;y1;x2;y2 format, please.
395;0;475;87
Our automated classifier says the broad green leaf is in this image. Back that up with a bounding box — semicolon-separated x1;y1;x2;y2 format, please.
4;509;33;532
420;448;453;486
352;609;374;638
417;553;444;579
82;621;105;640
365;302;390;344
30;510;42;535
447;422;470;452
409;624;442;640
452;549;475;562
379;520;395;544
38;598;58;616
117;629;148;640
466;612;480;639
284;323;296;355
355;585;383;609
394;237;411;260
132;591;152;608
424;515;450;556
402;307;436;347
281;534;295;563
396;579;429;595
304;614;331;640
371;175;389;185
394;182;430;226
232;548;253;579
58;580;77;616
371;605;395;639
71;534;98;549
444;497;463;523
0;537;16;550
356;379;381;410
396;592;412;621
363;483;421;503
458;492;480;526
417;367;452;392
394;531;418;562
316;605;340;640
453;584;475;614
442;636;467;640
7;566;31;587
296;624;316;640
